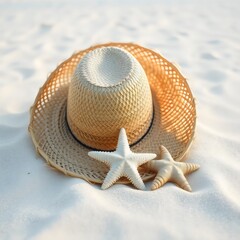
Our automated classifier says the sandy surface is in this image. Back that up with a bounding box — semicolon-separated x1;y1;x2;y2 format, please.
0;0;240;239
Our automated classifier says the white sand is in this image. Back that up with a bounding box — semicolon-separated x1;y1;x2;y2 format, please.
0;0;240;239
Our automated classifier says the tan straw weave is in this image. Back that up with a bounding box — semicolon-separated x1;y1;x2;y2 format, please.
29;42;196;184
67;47;153;150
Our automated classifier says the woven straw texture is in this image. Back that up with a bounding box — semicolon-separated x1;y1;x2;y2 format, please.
29;42;196;184
67;47;153;150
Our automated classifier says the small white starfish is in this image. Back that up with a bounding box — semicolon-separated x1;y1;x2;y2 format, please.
148;146;200;192
88;128;156;190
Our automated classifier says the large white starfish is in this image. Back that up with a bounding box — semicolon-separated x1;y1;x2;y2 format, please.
88;128;156;190
148;146;200;192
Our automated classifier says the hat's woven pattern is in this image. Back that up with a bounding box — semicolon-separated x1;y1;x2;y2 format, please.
29;43;196;183
67;47;153;150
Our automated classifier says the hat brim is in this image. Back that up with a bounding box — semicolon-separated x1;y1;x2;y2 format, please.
29;42;196;184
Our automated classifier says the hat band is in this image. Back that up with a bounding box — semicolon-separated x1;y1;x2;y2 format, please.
65;106;155;151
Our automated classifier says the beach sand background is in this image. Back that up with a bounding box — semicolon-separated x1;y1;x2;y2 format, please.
0;0;240;239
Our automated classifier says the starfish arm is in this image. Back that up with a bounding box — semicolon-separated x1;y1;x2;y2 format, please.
171;168;192;192
147;159;168;171
116;128;131;155
88;151;116;166
151;165;172;190
160;145;174;162
124;163;146;190
132;153;157;166
101;163;124;190
175;162;200;175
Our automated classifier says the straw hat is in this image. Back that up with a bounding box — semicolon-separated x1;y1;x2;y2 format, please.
29;42;196;183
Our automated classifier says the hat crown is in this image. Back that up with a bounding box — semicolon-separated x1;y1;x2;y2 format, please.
78;46;132;87
67;47;153;150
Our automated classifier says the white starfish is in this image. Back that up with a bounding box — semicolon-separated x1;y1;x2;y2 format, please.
148;146;200;192
88;128;156;190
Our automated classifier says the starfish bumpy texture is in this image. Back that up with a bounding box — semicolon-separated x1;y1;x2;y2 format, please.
88;128;156;190
148;146;200;192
